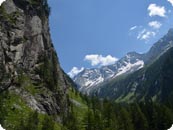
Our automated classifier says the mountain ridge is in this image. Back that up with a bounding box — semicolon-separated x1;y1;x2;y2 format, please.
73;28;173;94
93;46;173;103
73;29;173;94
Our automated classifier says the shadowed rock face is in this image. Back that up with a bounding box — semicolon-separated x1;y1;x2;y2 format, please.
0;0;69;116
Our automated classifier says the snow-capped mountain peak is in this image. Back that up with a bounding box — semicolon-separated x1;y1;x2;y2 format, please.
73;52;144;94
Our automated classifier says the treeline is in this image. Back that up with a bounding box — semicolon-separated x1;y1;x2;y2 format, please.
64;93;173;130
0;90;173;130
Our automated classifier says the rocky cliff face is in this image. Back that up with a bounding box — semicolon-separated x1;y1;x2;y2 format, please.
0;0;69;116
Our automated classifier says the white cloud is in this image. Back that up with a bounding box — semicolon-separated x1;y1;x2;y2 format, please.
148;4;166;17
137;29;156;41
0;0;6;6
137;29;147;39
130;26;137;31
0;124;5;130
68;67;84;78
84;54;118;66
148;21;162;29
141;31;156;40
168;0;173;6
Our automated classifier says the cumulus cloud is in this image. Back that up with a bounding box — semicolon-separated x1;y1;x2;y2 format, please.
68;67;84;78
84;54;118;66
137;29;156;41
148;4;166;17
168;0;173;6
130;26;137;31
0;0;6;6
148;21;162;29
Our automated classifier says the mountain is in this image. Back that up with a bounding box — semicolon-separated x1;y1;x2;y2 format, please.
74;52;144;94
145;29;173;64
73;29;173;94
1;1;173;130
93;46;173;103
0;0;76;129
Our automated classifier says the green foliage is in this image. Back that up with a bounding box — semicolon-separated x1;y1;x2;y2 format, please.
131;103;149;130
36;54;58;91
17;73;38;95
61;88;88;130
83;110;95;130
42;115;55;130
1;48;173;130
0;91;34;130
0;84;173;130
0;90;63;130
0;5;20;25
81;96;173;130
15;111;39;130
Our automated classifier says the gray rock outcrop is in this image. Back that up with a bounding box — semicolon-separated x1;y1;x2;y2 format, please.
0;0;69;117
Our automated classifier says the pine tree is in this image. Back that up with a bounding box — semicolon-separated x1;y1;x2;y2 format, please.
26;111;39;130
42;115;55;130
131;103;149;130
83;110;94;130
118;107;134;130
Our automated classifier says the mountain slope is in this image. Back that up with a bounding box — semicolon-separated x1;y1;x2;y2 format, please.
74;52;144;94
74;29;173;94
145;29;173;64
93;47;173;103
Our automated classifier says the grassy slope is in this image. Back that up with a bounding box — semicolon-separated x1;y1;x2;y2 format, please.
0;85;88;130
68;87;88;130
0;91;62;130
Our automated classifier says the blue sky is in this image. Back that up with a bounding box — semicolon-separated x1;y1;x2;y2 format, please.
48;0;173;77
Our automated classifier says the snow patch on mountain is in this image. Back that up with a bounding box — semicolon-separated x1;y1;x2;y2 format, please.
74;68;104;94
84;76;104;89
114;60;144;77
79;76;104;94
73;52;144;94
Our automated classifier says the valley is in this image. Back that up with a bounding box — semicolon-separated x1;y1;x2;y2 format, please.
0;0;173;130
